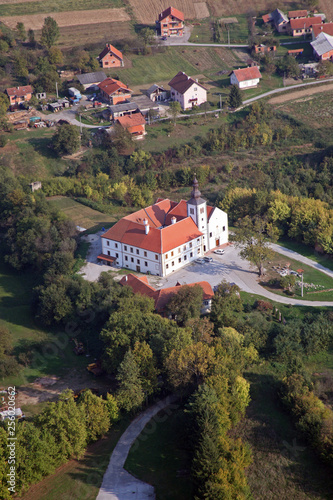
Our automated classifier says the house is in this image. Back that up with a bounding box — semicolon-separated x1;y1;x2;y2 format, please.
77;71;107;90
119;274;214;315
146;84;169;102
312;23;333;40
230;67;262;89
98;177;228;277
290;17;322;37
98;43;124;68
97;77;132;104
158;6;184;37
288;10;307;20
115;112;147;139
36;92;46;100
5;85;33;106
311;32;333;60
270;9;289;32
168;71;207;110
106;102;139;121
254;44;276;54
48;98;70;112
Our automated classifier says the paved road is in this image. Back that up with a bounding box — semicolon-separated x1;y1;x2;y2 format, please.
271;244;333;279
96;395;177;500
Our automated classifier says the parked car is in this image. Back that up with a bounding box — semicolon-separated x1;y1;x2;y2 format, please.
203;256;213;262
214;249;225;255
195;258;205;264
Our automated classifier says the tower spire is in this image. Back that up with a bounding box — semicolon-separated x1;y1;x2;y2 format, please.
191;175;201;199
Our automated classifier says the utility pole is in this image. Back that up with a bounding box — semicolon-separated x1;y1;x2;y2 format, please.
55;81;58;99
219;94;222;109
80;113;82;134
228;27;230;46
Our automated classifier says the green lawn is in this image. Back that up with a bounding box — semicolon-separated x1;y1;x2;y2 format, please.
115;48;198;86
125;405;193;500
0;0;123;16
278;238;333;273
189;15;250;45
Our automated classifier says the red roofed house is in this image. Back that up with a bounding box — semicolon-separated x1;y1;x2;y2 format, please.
168;71;207;110
97;77;132;105
230;67;262;89
120;274;214;314
158;6;184;37
98;43;124;68
290;17;322;37
6;85;33;106
115;112;146;139
99;177;228;276
312;22;333;40
288;10;308;20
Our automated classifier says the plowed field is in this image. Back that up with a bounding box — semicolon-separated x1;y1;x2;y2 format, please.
1;7;130;29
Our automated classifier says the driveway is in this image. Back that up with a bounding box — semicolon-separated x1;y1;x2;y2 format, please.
96;395;177;500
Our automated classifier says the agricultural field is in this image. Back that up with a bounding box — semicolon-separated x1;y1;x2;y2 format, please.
47;196;117;231
0;0;123;16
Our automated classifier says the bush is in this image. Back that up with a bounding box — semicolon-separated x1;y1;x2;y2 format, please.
0;135;7;147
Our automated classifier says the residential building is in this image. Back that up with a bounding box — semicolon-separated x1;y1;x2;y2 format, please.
312;22;333;40
97;77;132;104
158;6;184;37
5;85;33;106
290;17;322;37
168;71;207;110
106;102;139;121
288;10;307;20
77;71;107;90
131;94;160;116
98;43;124;68
311;32;333;60
230;67;262;89
115;112;147;139
146;84;169;102
119;274;214;314
98;177;228;277
268;9;289;32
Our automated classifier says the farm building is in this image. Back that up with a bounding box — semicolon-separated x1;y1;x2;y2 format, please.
146;84;169;102
97;78;132;105
5;85;33;106
263;9;289;32
312;23;333;39
290;17;322;37
77;71;107;90
288;10;307;20
106;102;139;120
131;94;160;116
98;177;228;277
158;6;184;37
168;71;207;110
119;274;214;315
311;32;333;60
230;67;262;89
115;112;147;139
254;44;276;54
98;43;124;68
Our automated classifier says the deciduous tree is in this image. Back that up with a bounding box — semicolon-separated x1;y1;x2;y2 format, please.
40;16;59;48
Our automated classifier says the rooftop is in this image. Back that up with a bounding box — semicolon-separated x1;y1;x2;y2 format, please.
98;43;123;61
232;66;262;82
288;10;307;18
311;31;333;56
290;16;322;30
6;85;33;97
98;77;132;96
116;112;146;128
168;71;206;95
158;6;184;22
313;22;333;38
77;71;107;85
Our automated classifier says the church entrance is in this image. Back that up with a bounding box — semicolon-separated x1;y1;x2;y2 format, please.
215;238;220;247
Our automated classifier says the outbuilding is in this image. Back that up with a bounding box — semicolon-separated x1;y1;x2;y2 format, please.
230;67;262;89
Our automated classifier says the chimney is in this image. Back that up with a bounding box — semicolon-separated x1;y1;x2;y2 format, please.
143;218;149;234
171;216;177;224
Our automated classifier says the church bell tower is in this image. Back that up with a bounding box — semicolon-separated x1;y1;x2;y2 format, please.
187;176;208;248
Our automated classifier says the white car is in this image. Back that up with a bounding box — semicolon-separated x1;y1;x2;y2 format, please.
214;249;225;255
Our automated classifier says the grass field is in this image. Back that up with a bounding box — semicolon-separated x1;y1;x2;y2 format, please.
47;196;117;231
278;238;333;273
125;406;193;500
0;0;123;17
57;21;134;48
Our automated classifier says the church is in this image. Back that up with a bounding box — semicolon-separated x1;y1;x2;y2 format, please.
98;177;228;277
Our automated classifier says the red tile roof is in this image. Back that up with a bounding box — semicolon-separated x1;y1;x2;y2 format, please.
290;17;322;31
168;71;206;94
262;14;271;23
97;253;116;263
155;281;213;311
159;6;184;22
98;43;123;61
232;66;262;82
288;10;307;18
97;78;132;96
313;22;333;38
116;113;146;128
165;199;188;225
6;85;33;97
119;274;213;312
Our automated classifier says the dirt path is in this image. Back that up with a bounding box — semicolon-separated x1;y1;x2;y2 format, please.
268;83;333;105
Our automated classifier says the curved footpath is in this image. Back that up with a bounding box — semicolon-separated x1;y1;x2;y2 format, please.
96;395;177;500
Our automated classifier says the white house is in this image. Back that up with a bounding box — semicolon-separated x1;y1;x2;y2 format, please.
230;67;262;89
168;72;207;110
98;177;228;277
